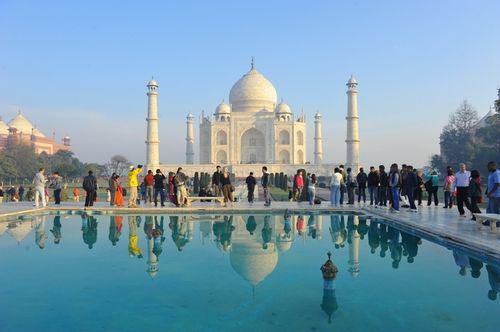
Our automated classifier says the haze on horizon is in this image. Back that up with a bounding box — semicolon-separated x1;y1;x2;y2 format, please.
1;0;499;168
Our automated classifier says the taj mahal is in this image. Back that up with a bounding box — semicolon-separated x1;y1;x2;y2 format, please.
145;60;360;176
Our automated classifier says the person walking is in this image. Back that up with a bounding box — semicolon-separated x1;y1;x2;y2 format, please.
211;166;223;197
469;170;482;220
308;174;317;205
245;172;257;204
153;169;166;207
221;168;233;207
83;170;97;207
367;166;379;206
109;172;117;206
486;161;500;214
453;163;473;217
144;170;154;205
174;167;188;207
127;164;143;208
356;167;367;204
329;168;343;207
389;164;400;212
443;168;455;209
261;166;271;207
34;168;47;207
51;171;63;205
378;165;388;207
426;171;439;206
346;168;355;205
405;165;418;212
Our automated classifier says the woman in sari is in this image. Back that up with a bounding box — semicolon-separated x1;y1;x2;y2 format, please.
114;175;124;207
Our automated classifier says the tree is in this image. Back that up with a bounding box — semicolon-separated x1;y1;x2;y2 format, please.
105;155;131;177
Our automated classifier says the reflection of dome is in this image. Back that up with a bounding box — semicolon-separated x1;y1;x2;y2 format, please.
275;101;292;114
215;101;231;114
7;221;33;243
230;240;278;286
229;68;277;110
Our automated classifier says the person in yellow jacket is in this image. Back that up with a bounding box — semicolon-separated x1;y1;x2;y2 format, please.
128;216;143;258
127;164;143;208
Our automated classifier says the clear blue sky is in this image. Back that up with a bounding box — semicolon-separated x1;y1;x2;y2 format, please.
1;0;499;167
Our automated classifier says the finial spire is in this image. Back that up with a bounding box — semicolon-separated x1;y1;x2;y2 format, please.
251;56;254;69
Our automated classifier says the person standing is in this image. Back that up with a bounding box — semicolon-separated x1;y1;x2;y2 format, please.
18;186;24;201
261;166;271;207
339;165;347;205
356;167;367;204
221;168;233;207
378;165;388;207
114;175;124;207
34;168;47;207
367;166;379;206
346;168;355;205
426;171;439;206
453;163;472;217
127;164;143;208
405;166;418;211
108;172;117;206
486;161;500;214
329;168;343;207
73;187;79;202
443;168;455;209
415;169;424;206
294;170;304;202
389;164;400;212
308;174;317;205
245;172;257;204
211;166;223;197
174;167;188;207
153;169;166;207
144;170;154;205
83;170;97;207
469;170;482;220
51;171;63;205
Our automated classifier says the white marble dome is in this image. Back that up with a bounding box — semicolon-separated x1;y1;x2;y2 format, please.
215;101;231;114
229;68;277;111
275;101;292;114
147;79;158;86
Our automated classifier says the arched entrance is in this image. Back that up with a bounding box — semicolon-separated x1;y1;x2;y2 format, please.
216;150;227;164
278;150;290;164
240;128;266;163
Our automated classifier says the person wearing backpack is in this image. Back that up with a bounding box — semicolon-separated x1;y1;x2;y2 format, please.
425;171;439;206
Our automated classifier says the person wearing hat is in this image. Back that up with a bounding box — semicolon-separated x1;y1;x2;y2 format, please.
127;164;143;208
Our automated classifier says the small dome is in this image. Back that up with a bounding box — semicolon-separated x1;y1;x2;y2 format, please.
347;75;357;85
147;79;158;87
229;68;277;110
215;101;231;114
275;101;292;114
315;111;322;118
8;112;35;135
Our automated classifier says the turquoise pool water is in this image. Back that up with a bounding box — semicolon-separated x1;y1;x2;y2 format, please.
0;212;498;331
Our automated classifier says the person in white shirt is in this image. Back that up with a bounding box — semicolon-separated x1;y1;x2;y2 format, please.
330;168;344;207
34;168;47;207
453;163;473;217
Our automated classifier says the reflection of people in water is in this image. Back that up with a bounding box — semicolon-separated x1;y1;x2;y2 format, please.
357;217;369;240
452;249;470;276
388;227;402;269
246;216;257;235
379;224;390;258
262;215;272;249
401;232;421;263
486;264;500;301
128;216;143;258
469;257;483;279
212;216;234;251
307;215;317;239
33;216;47;249
296;215;306;237
329;215;346;249
283;211;292;238
368;220;380;254
320;252;339;324
81;213;98;249
171;216;189;251
108;216;123;246
50;215;62;244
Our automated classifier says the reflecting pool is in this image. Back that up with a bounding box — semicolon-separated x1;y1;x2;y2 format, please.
0;213;498;331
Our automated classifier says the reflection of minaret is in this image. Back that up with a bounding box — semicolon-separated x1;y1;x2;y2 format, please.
346;75;360;172
186;113;195;164
147;236;158;278
314;112;323;165
187;218;194;242
316;215;323;240
146;78;160;170
199;220;213;245
348;215;360;277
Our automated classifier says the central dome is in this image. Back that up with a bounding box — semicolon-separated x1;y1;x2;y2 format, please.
229;68;278;111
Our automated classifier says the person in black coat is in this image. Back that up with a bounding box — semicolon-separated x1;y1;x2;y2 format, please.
153;169;166;207
245;172;257;203
82;171;97;207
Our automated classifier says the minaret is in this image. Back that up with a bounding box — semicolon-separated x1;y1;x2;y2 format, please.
314;112;323;164
185;113;194;164
146;78;160;170
346;75;360;173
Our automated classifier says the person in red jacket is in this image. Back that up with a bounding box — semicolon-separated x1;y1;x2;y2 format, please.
144;170;155;205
